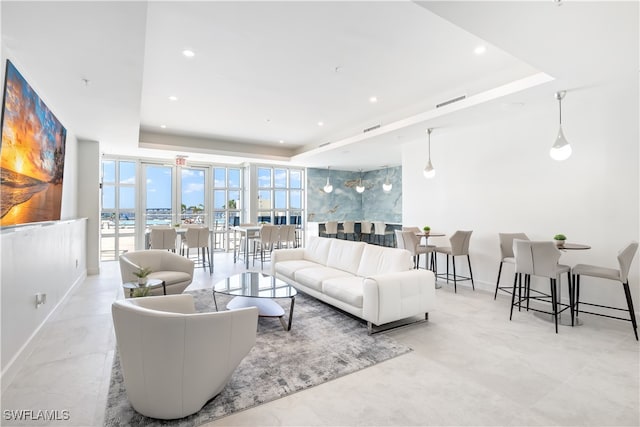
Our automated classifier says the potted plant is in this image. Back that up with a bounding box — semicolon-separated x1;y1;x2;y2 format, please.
423;226;431;236
553;234;567;247
133;266;152;286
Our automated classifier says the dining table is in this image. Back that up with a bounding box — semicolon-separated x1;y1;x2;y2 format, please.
534;241;592;326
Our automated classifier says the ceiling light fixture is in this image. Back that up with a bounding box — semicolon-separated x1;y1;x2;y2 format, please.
423;128;436;179
382;166;393;192
318;121;324;127
474;45;487;55
182;49;195;58
550;91;572;161
323;167;333;193
160;124;167;129
369;96;378;103
356;169;365;193
168;95;178;101
279;140;284;144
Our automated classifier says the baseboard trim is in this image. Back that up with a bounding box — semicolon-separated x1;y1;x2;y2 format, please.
1;270;87;393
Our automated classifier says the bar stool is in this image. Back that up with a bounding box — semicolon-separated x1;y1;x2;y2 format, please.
339;221;356;240
183;227;211;272
572;242;638;340
322;221;338;238
434;230;474;292
360;221;373;243
510;240;572;333
495;233;529;299
373;222;394;247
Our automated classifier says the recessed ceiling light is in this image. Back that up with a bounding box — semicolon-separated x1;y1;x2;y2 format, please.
369;96;378;103
182;49;195;58
265;118;271;124
474;45;487;55
318;121;324;127
168;95;178;101
279;140;284;144
160;124;167;129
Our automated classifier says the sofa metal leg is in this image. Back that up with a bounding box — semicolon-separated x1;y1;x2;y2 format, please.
425;313;429;321
367;321;373;335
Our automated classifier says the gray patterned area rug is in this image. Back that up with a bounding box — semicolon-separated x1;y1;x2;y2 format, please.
104;289;412;426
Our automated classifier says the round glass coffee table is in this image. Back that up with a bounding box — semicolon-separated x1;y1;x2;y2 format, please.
122;279;165;298
213;272;297;331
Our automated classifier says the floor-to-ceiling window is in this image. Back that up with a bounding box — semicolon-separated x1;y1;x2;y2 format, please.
256;166;304;226
213;166;242;250
180;166;207;224
100;160;137;261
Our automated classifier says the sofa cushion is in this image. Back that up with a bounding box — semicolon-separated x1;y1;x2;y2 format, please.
274;260;320;280
326;239;366;274
303;236;333;265
357;245;413;277
294;267;352;292
149;271;191;286
322;276;365;308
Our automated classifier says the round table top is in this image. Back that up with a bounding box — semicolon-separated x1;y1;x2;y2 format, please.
559;242;591;250
416;232;446;237
123;279;164;289
213;272;297;299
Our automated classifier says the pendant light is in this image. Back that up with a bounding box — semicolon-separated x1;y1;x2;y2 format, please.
382;166;392;192
323;167;333;193
550;91;572;161
423;128;436;178
356;169;365;193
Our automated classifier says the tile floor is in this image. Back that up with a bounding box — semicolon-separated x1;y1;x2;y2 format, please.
1;252;638;426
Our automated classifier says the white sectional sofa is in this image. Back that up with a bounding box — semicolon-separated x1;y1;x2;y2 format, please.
272;236;435;332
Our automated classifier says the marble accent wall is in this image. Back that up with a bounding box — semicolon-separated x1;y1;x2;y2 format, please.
306;166;402;223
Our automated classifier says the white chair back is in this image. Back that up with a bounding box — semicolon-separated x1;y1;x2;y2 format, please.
360;221;373;234
618;242;639;282
449;230;472;256
325;221;338;235
499;232;529;260
342;221;355;234
373;221;387;236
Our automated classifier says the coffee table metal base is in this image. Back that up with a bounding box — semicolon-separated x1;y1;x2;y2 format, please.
214;294;295;331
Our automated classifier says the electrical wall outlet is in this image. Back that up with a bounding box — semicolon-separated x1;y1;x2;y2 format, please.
35;293;47;308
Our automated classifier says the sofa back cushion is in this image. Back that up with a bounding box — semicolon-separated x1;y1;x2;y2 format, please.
326;239;366;275
356;245;413;277
304;236;333;265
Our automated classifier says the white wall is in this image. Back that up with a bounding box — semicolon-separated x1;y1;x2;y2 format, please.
402;80;639;312
78;140;101;274
0;219;87;386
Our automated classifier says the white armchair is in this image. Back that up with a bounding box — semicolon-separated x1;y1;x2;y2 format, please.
119;250;194;296
111;294;259;419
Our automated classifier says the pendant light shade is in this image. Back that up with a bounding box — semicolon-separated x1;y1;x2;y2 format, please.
382;166;392;192
550;91;572;161
323;167;333;193
355;170;365;193
423;128;436;179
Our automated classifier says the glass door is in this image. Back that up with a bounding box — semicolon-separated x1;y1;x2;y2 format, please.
143;164;175;228
100;160;137;261
179;166;207;225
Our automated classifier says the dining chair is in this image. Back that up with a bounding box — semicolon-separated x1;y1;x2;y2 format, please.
322;221;338;238
395;230;435;270
572;242;638;340
360;221;373;243
494;233;529;300
510;240;572;333
434;230;474;292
